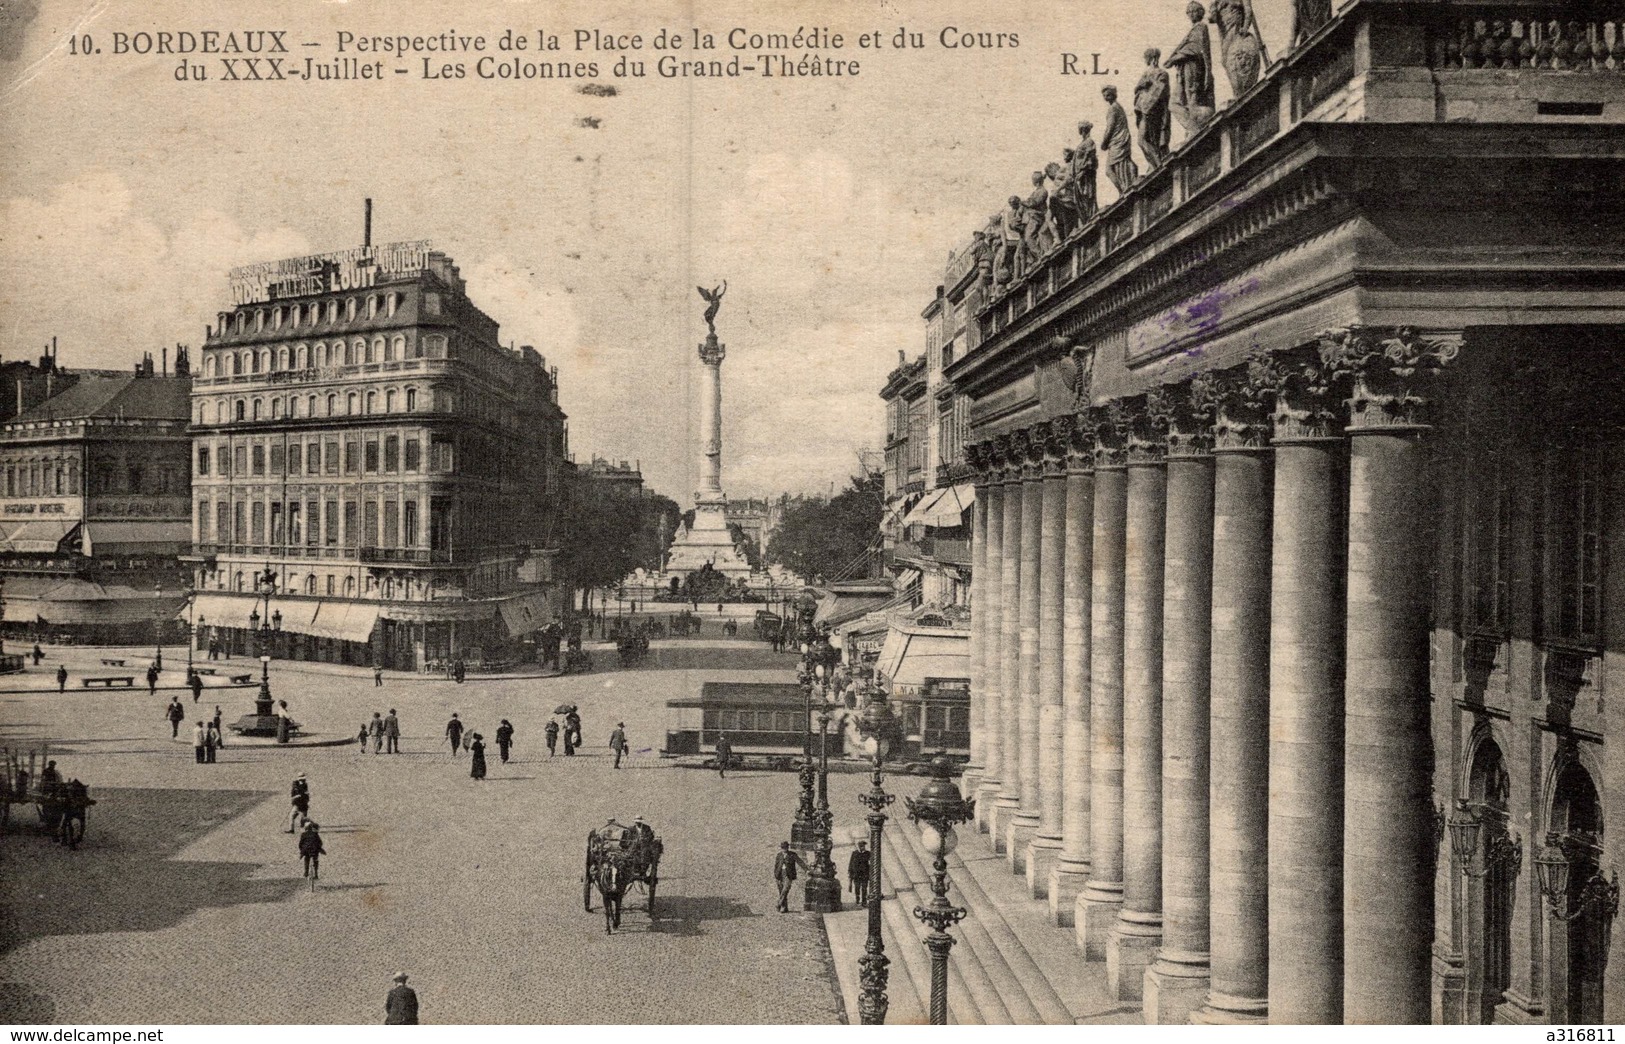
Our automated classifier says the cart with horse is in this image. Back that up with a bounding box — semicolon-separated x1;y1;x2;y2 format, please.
583;819;662;933
1;741;96;848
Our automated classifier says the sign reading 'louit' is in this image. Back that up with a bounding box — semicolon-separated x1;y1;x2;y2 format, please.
228;241;433;306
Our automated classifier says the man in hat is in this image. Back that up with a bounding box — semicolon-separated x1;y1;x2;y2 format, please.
287;772;310;832
166;697;185;738
188;669;203;703
624;815;655;851
609;722;628;769
714;732;733;779
368;711;385;754
298;819;325;884
445;713;464;756
544;719;559;757
384;709;401;754
56;664;67;693
848;840;872;904
192;721;207;764
384;972;419;1025
773;841;806;913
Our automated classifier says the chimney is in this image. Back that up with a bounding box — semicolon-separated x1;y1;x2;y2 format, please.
364;198;373;248
162;346;168;376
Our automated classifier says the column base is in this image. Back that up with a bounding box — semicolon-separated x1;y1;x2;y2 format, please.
1143;950;1211;1025
961;764;984;800
1075;883;1123;961
1005;813;1040;873
1492;990;1546;1025
1046;858;1089;926
1106;911;1163;1002
1431;949;1465;1027
1191;991;1268;1025
1025;835;1064;899
972;780;1002;835
990;797;1020;852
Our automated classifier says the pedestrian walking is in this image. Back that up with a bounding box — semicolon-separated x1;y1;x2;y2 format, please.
31;643;42;666
299;820;325;886
384;973;419;1025
564;709;582;750
496;719;514;763
188;669;203;703
146;663;159;695
192;721;207;764
544;719;559;757
276;700;292;743
368;711;385;754
469;733;487;779
848;840;871;904
453;658;466;684
208;636;219;661
774;841;805;912
384;709;400;753
166;697;185;738
212;705;224;747
445;713;464;756
609;722;628;769
373;664;384;687
287;772;310;832
358;722;370;751
56;665;67;693
714;732;732;779
205;720;221;763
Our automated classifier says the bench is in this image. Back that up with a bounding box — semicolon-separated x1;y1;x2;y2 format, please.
192;667;217;676
100;658;127;667
82;676;134;688
228;673;253;685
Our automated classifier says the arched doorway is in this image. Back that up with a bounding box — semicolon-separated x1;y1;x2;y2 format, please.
1466;738;1516;1023
1548;759;1608;1024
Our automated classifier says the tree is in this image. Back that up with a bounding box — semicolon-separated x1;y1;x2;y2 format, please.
767;472;884;583
557;480;672;602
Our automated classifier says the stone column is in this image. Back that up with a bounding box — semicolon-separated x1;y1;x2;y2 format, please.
973;460;1007;835
1028;420;1070;894
1006;428;1047;869
1145;381;1217;1023
1050;420;1095;925
1323;328;1460;1024
993;435;1026;849
1077;405;1128;959
963;445;993;803
1109;400;1168;1002
1195;363;1275;1025
1265;355;1347;1025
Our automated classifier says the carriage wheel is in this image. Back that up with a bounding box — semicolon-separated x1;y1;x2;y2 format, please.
583;860;594;911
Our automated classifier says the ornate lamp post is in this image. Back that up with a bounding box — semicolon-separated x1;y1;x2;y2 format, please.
803;684;842;912
855;686;898;1025
1533;832;1620;923
905;751;976;1025
790;648;819;851
184;588;197;673
152;582;164;671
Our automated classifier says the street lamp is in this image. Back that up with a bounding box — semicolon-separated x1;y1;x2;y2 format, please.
855;685;898;1026
803;682;842;913
906;751;975;1025
1534;832;1620;923
1446;800;1522;879
153;582;164;671
790;651;818;851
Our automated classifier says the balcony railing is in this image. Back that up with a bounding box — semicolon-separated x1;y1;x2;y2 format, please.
358;547;453;565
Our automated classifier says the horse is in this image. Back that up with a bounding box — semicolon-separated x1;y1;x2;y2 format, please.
591;856;625;933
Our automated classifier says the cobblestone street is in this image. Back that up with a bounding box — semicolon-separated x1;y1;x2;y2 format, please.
0;640;845;1024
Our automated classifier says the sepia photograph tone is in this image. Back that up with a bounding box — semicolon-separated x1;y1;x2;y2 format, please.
0;0;1621;1030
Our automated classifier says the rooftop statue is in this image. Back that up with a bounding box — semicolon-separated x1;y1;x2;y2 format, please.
697;281;727;338
1212;0;1268;95
1073;122;1100;221
1135;48;1172;169
1100;86;1139;196
1168;2;1217;134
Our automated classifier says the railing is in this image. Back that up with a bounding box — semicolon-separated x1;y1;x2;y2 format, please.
1428;14;1625;71
358;547;453;564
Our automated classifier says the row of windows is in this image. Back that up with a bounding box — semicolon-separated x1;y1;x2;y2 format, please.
197;435;448;477
226;293;405;336
197;386;435;424
202;333;447;379
198;496;425;549
2;459;79;497
208;569;426;601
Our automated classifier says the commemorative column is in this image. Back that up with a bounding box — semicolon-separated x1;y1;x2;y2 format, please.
1323;328;1459;1024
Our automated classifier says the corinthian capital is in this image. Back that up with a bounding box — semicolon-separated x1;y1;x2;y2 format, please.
1254;350;1342;443
1066;410;1096;471
1318;326;1462;431
1153;376;1220;458
1210;353;1281;450
1128;394;1170;466
1088;401;1131;469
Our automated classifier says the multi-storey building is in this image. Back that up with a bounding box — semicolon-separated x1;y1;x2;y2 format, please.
945;0;1625;1025
0;356;192;643
187;239;567;670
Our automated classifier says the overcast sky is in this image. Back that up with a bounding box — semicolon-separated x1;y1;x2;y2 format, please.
0;0;1298;505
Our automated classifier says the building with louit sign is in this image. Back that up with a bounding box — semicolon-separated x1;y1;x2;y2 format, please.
187;232;567;670
0;359;193;643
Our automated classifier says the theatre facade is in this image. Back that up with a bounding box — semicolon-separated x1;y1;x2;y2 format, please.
948;0;1623;1025
187;238;567;670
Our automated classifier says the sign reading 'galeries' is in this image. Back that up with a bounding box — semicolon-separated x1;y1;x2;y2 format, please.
228;241;433;305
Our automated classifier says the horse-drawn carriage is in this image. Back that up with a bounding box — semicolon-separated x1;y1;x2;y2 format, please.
1;742;96;848
583;819;662;933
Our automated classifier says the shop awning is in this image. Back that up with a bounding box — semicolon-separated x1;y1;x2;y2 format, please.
82;520;192;555
878;491;923;533
0;518;80;553
497;591;550;636
875;626;970;693
900;488;946;526
915;483;974;527
186;593;260;630
306;601;380;644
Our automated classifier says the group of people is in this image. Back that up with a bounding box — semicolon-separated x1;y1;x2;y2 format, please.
357;710;403;754
442;712;519;779
171;697;230;762
285;772;325;885
771;839;872;913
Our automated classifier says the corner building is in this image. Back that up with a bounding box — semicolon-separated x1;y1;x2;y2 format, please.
189;241;567;669
948;0;1623;1025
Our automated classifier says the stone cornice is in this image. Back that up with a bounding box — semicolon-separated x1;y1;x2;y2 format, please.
1318;325;1462;433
